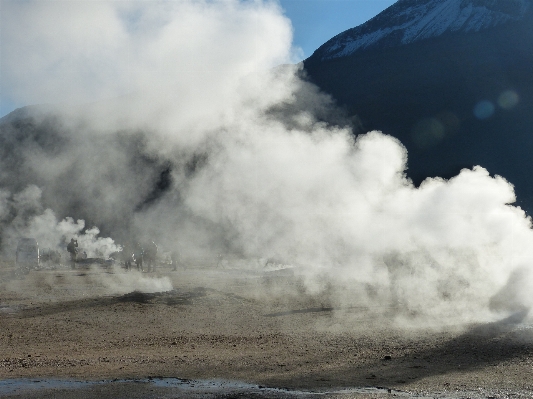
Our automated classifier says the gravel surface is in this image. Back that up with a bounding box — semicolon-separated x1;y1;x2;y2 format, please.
1;263;533;398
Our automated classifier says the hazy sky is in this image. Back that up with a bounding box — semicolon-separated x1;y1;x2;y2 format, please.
0;0;396;118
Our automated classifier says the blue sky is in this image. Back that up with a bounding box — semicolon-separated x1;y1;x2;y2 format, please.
279;0;397;60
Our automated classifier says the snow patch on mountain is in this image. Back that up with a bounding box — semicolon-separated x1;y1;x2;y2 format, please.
315;0;531;60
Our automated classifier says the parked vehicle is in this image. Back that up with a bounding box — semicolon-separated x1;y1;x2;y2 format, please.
40;248;62;267
73;247;115;268
15;238;39;274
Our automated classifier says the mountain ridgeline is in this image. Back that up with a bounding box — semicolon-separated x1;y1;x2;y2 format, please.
304;0;533;213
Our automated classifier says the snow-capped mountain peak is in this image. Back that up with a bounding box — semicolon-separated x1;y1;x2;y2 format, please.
313;0;531;61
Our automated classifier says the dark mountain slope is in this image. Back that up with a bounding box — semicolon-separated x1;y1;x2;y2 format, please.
304;2;533;212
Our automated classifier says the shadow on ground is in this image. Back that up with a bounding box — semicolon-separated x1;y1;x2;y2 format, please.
7;288;208;319
262;309;533;389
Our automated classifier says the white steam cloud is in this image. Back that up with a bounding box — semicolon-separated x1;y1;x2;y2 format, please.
1;0;533;326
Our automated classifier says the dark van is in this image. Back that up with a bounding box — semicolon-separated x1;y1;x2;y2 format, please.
16;237;39;268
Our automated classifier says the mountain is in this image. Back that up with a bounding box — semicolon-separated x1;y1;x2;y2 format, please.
314;0;530;60
303;0;533;212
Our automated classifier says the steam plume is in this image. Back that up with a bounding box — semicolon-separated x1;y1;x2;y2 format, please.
1;0;532;326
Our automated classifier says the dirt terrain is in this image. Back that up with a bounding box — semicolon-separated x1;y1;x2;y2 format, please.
1;261;533;398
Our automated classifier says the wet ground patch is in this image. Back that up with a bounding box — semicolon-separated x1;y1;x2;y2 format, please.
2;377;524;398
0;377;414;398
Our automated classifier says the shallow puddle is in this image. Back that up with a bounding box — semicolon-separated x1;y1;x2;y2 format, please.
0;377;403;398
0;378;99;395
0;377;523;398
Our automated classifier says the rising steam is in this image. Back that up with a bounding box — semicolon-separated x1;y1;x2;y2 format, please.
1;0;533;326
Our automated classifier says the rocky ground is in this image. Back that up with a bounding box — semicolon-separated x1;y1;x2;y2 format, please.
0;261;533;398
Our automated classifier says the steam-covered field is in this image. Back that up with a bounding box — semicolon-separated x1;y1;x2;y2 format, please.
1;261;533;398
2;0;533;397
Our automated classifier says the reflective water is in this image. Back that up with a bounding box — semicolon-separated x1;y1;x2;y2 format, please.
0;377;525;398
0;378;99;395
0;377;401;398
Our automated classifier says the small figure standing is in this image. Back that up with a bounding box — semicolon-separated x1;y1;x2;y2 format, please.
121;243;133;270
170;250;180;271
133;242;143;272
66;238;78;270
144;241;158;272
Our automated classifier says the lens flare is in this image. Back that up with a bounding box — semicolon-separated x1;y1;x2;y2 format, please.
473;100;495;119
411;117;445;149
498;90;520;110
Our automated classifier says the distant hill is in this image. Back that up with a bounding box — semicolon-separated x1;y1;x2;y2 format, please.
304;0;533;213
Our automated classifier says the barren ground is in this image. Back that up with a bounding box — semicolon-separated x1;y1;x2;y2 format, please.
1;261;533;398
